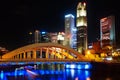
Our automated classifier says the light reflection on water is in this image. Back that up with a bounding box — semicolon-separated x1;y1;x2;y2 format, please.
65;69;90;80
1;63;120;80
0;63;91;80
0;69;91;80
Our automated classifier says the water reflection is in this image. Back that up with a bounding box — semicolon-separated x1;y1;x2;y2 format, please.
1;63;120;80
0;63;92;80
65;69;91;80
0;71;4;80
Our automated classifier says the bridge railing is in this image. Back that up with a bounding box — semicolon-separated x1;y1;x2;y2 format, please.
0;58;91;63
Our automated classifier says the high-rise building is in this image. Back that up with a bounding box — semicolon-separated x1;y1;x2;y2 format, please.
64;14;77;49
100;15;116;49
28;32;34;44
57;32;65;45
35;30;41;43
34;30;65;44
76;2;88;53
40;31;50;43
49;32;58;43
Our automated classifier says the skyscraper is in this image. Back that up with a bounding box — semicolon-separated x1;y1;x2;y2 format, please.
35;30;40;43
76;2;88;54
57;32;65;45
40;31;50;43
100;15;116;49
64;14;77;49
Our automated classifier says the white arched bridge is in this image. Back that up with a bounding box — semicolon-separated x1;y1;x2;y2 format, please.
1;43;90;63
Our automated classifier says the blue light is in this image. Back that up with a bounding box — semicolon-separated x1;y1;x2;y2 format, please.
65;14;75;18
46;70;49;74
72;28;77;31
66;64;70;68
18;72;23;75
6;73;11;76
18;62;25;65
41;32;46;34
85;64;90;69
59;71;63;74
15;70;17;77
71;69;75;77
50;70;54;74
0;71;4;80
11;62;16;65
36;62;41;64
85;70;90;77
70;64;75;69
77;65;82;69
65;62;92;69
65;69;70;73
40;70;45;75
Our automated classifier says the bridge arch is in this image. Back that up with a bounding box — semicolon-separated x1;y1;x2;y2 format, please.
2;43;87;60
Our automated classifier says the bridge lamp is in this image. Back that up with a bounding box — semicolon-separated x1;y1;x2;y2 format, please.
77;65;82;69
85;64;90;69
70;64;75;69
66;64;70;68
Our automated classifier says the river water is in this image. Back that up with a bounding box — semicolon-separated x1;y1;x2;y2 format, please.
0;62;120;80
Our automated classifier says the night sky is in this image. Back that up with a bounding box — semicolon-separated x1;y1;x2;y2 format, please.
0;0;119;50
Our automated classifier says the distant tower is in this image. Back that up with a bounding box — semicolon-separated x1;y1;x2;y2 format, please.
35;30;40;43
49;32;58;43
57;32;65;45
28;32;34;44
64;14;77;49
76;2;88;53
40;31;50;43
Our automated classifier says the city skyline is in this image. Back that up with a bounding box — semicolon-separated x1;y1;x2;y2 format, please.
0;0;119;50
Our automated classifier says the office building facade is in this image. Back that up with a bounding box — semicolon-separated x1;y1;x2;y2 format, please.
35;30;41;43
100;15;116;49
64;14;77;49
76;2;88;53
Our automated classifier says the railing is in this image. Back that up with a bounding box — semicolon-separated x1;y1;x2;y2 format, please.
0;58;91;63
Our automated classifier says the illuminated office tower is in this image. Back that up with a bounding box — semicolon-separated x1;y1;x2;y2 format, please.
40;31;50;43
76;2;87;53
35;30;40;43
64;14;77;49
49;32;58;43
100;16;116;49
57;32;65;45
